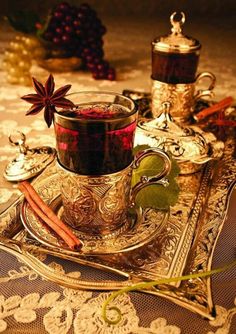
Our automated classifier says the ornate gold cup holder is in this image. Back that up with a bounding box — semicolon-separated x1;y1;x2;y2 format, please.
20;186;169;255
0;138;235;321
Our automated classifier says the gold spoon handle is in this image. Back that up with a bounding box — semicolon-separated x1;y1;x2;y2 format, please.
0;237;132;291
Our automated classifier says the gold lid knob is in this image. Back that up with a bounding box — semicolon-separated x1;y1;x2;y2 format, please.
170;12;185;35
4;131;56;181
152;12;201;54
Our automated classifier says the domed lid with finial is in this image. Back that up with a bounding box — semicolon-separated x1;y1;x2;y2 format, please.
4;131;56;181
152;12;201;53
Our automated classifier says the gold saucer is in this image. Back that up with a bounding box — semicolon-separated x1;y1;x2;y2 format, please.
20;173;169;255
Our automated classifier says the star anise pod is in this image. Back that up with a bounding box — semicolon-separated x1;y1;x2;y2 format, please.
21;74;75;127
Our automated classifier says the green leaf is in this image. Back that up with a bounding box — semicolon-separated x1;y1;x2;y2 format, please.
135;180;180;210
102;259;236;324
6;11;40;34
132;145;180;210
132;144;150;156
36;13;53;38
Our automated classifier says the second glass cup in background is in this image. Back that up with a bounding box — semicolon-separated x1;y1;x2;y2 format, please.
151;12;216;123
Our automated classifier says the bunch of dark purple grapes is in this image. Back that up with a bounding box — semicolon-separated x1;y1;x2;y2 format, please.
42;2;116;80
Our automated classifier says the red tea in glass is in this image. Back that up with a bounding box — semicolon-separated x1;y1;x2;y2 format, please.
54;92;137;175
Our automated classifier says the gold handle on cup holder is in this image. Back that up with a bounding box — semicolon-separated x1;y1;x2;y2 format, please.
130;148;171;206
194;71;216;101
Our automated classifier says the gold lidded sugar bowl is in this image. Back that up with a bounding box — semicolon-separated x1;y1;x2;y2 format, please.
135;102;224;174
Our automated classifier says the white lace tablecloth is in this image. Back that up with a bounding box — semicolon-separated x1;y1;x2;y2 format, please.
0;16;235;334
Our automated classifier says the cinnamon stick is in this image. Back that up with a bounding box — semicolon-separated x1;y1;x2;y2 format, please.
21;181;79;244
194;96;233;122
19;182;82;250
210;119;236;127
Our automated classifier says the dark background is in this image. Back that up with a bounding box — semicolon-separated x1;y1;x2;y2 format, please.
1;0;236;18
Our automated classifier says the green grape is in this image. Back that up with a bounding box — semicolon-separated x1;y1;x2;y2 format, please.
4;50;18;62
4;34;36;85
23;36;39;48
6;74;20;84
2;60;9;69
8;67;23;76
18;60;31;70
19;76;31;85
9;41;24;51
21;49;31;57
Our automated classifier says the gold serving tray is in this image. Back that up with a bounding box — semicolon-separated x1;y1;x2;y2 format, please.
0;139;235;320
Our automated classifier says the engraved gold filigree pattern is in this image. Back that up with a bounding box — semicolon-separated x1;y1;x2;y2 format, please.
58;164;133;235
21;161;201;277
151;72;215;123
151;79;195;121
0;139;235;320
21;183;168;255
148;139;236;319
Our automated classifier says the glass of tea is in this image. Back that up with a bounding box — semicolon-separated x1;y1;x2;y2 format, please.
54;92;171;236
54;91;137;175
